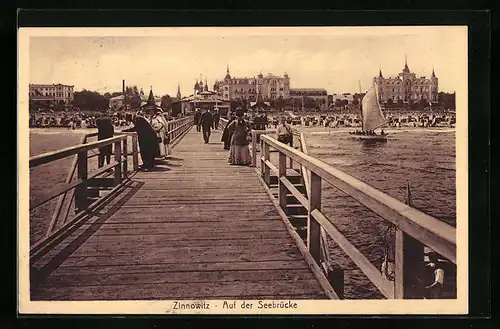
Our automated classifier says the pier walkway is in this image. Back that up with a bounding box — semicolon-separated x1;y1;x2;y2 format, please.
29;116;456;300
30;127;330;300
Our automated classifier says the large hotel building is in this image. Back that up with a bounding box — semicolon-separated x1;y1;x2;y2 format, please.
29;83;75;105
373;58;438;104
211;66;327;104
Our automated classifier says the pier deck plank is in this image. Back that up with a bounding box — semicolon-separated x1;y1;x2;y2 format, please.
31;127;328;300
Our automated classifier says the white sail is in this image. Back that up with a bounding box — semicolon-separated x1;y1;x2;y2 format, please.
361;84;387;131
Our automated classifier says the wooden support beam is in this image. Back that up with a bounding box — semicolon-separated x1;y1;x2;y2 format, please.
123;138;128;179
397;232;425;299
251;132;257;167
74;151;88;212
278;152;287;211
308;172;322;263
263;142;270;186
114;141;122;186
328;265;345;299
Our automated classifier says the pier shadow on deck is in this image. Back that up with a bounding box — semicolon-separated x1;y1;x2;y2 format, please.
30;127;328;300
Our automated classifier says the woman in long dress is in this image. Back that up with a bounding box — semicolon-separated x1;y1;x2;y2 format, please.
149;109;167;158
221;111;236;150
228;109;252;166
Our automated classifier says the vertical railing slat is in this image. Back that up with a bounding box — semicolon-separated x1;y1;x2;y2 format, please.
395;228;404;299
122;137;128;179
114;141;122;186
263;141;270;186
132;133;139;171
74;151;88;212
251;131;257;167
308;171;322;263
278;152;287;211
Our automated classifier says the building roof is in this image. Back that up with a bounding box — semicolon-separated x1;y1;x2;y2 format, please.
109;95;125;101
290;88;327;92
29;83;74;87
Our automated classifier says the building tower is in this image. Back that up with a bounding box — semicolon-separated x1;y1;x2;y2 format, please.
283;72;290;98
402;55;412;102
430;66;438;103
225;64;231;81
194;79;200;95
177;83;182;101
204;78;208;92
198;74;204;93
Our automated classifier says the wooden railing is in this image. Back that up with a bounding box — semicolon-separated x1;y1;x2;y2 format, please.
165;116;194;148
29;116;193;257
258;134;456;299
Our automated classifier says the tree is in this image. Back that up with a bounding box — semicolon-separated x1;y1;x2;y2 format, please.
71;89;108;111
161;95;173;111
438;92;456;109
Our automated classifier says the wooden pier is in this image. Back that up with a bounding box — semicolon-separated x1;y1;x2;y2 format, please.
29;124;333;300
29;116;456;301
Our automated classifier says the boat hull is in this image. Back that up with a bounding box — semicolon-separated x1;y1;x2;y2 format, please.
350;134;388;142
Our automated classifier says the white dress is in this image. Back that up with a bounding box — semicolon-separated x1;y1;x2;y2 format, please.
150;115;167;158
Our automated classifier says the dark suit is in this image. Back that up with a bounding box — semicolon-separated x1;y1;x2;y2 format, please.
96;117;114;167
200;112;213;143
213;112;220;129
194;111;202;132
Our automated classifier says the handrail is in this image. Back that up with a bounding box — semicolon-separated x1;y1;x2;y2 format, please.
260;134;456;259
30;135;126;168
30;116;193;246
298;132;332;277
259;134;456;299
45;134;86;237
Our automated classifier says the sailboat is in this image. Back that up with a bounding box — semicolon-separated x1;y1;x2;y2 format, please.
350;83;389;142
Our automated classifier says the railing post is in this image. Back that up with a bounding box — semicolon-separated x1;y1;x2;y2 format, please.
122;137;128;179
395;229;425;299
328;266;345;299
132;133;139;171
74;150;88;212
289;134;294;169
278;152;287;211
308;172;322;263
251;131;257;167
262;140;270;186
114;140;122;186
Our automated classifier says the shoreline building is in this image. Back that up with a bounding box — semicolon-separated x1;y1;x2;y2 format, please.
213;66;290;101
183;80;231;116
373;57;438;105
29;83;75;107
289;88;328;106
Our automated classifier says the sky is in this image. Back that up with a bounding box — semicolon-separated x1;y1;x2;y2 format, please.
28;27;466;96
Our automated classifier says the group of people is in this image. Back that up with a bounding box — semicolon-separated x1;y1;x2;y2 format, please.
193;108;220;144
220;108;253;166
121;107;172;171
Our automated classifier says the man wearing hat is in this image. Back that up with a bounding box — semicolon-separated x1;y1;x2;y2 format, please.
213;108;220;130
199;108;214;143
95;112;114;169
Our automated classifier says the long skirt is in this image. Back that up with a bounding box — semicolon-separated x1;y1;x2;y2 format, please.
228;144;251;165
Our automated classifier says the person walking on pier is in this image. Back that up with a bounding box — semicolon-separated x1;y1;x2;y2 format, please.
213;108;220;130
228;108;252;166
200;109;213;143
276;117;293;147
96;114;114;169
194;109;202;132
221;111;236;150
